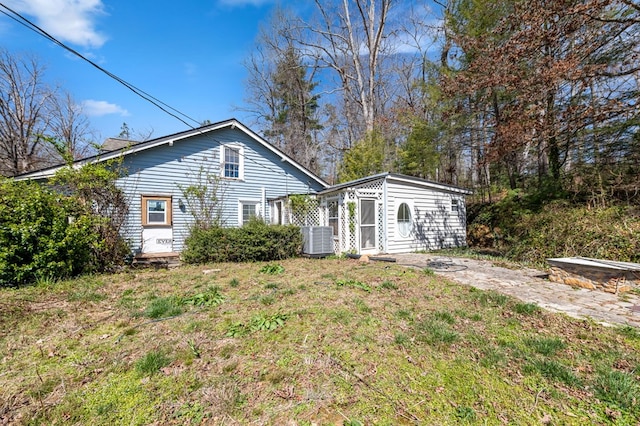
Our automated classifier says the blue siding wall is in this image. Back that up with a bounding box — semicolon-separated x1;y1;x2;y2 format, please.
116;128;323;253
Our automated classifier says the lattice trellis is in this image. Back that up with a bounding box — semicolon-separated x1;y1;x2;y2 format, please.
289;196;320;226
378;202;385;252
340;178;385;253
307;178;386;254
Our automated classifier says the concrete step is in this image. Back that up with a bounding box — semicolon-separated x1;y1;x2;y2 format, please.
133;252;181;269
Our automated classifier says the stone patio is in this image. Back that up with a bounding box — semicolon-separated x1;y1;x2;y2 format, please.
392;253;640;328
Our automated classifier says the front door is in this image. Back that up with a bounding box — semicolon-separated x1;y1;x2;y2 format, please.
359;198;377;254
142;227;173;253
141;195;173;253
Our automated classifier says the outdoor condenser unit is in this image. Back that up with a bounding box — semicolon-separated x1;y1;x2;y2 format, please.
301;226;334;256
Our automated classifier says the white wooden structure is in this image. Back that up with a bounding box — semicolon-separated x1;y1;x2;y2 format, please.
278;173;471;255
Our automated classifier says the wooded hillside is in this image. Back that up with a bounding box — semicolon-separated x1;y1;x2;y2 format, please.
242;0;638;206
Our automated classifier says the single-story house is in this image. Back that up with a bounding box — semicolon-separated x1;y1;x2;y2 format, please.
274;173;471;255
16;118;471;258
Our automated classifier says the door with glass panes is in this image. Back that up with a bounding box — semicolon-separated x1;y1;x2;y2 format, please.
141;195;173;253
359;198;377;254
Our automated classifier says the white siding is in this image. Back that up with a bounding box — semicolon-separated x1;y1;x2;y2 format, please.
385;180;467;254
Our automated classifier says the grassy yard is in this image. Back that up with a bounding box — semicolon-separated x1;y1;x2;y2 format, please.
2;257;640;425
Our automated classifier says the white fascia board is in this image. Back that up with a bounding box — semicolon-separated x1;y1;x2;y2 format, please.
232;121;329;189
388;175;473;195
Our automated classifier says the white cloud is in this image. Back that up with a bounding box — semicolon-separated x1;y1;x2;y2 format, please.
4;0;107;48
82;99;129;117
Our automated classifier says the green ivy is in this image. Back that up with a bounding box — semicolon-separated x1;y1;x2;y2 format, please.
347;202;357;234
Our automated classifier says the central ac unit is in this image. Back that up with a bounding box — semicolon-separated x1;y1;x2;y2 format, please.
301;226;334;256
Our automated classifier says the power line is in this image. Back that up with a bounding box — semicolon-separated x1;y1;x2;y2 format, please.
0;2;198;128
0;2;298;179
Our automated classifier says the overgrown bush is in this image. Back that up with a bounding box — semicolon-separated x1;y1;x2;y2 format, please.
52;160;130;268
468;192;640;264
182;218;302;264
0;179;115;287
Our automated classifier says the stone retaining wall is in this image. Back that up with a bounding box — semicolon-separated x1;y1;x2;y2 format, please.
549;265;639;294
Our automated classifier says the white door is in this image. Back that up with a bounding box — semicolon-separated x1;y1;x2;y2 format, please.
142;227;173;253
141;196;173;253
359;198;377;254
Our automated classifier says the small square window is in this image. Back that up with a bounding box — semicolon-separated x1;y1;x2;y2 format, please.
142;196;172;226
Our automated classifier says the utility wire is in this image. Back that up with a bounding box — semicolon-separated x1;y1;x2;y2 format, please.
0;2;301;179
0;3;198;128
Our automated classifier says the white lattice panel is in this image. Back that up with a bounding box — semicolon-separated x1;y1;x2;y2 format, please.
377;203;385;252
290;197;320;226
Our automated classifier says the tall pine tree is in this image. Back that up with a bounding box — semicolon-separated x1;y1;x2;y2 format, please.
265;46;322;174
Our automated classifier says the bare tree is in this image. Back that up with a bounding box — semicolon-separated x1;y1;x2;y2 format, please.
48;92;96;162
241;7;288;127
297;0;397;142
0;49;55;176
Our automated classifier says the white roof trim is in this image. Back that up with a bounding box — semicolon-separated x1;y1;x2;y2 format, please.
387;174;473;195
317;172;472;196
15;119;329;188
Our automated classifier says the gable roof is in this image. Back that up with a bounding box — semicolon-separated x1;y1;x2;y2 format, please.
101;137;134;152
319;172;472;195
14;118;330;188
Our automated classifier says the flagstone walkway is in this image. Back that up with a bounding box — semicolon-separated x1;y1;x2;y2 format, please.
393;253;640;328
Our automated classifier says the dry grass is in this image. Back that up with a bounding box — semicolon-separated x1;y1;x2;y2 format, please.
2;257;640;425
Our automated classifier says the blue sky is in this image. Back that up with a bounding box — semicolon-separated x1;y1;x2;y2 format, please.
0;0;308;142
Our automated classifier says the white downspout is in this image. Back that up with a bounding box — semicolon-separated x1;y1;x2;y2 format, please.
261;187;266;222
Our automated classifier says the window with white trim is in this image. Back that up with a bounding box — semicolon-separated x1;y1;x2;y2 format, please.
142;195;172;226
397;202;412;238
327;198;339;237
451;199;459;212
239;201;260;225
221;144;244;179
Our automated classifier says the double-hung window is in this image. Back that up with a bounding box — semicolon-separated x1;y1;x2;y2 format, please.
221;144;244;179
239;201;260;225
142;195;172;226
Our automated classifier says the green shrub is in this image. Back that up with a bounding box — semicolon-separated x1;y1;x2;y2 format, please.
0;179;115;287
182;219;302;264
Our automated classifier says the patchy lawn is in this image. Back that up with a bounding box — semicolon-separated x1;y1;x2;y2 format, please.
2;258;640;425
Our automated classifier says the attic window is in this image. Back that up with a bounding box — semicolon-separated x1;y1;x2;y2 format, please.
451;199;459;212
221;144;244;179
